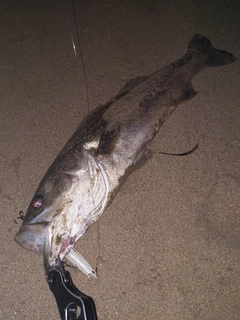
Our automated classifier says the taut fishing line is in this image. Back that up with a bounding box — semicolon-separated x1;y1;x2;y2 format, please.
71;0;90;119
70;0;101;277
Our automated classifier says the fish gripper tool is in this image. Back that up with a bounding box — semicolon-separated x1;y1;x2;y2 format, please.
46;258;98;320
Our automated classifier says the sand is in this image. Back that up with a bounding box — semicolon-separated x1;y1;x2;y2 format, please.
1;0;240;319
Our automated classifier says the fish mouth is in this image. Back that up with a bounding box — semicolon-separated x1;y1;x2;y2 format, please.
14;222;50;255
15;222;75;270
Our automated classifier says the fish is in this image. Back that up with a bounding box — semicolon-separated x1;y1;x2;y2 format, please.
15;34;237;277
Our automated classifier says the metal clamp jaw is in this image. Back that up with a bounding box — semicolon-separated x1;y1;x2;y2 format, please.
46;258;98;320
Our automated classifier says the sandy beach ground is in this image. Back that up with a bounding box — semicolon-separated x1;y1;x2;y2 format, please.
1;0;240;319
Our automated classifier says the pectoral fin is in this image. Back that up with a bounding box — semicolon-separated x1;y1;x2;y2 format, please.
97;125;122;155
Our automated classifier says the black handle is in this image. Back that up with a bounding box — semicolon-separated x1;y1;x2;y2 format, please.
46;262;98;320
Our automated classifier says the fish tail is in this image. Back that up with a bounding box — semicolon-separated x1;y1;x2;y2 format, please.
187;34;237;66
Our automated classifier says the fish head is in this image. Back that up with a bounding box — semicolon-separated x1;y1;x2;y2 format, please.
15;149;109;268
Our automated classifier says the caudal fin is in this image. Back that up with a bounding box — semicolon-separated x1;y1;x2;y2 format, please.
188;34;237;67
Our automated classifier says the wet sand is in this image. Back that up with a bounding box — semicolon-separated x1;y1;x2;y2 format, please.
1;0;240;319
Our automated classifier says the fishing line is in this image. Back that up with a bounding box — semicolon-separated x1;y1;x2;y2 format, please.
71;0;101;276
71;0;90;119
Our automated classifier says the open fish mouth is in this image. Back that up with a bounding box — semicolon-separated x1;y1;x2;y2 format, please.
15;222;75;258
15;222;98;278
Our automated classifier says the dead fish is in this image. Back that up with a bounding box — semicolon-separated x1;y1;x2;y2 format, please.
15;34;236;277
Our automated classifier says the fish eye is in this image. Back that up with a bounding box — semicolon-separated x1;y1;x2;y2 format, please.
31;195;44;209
